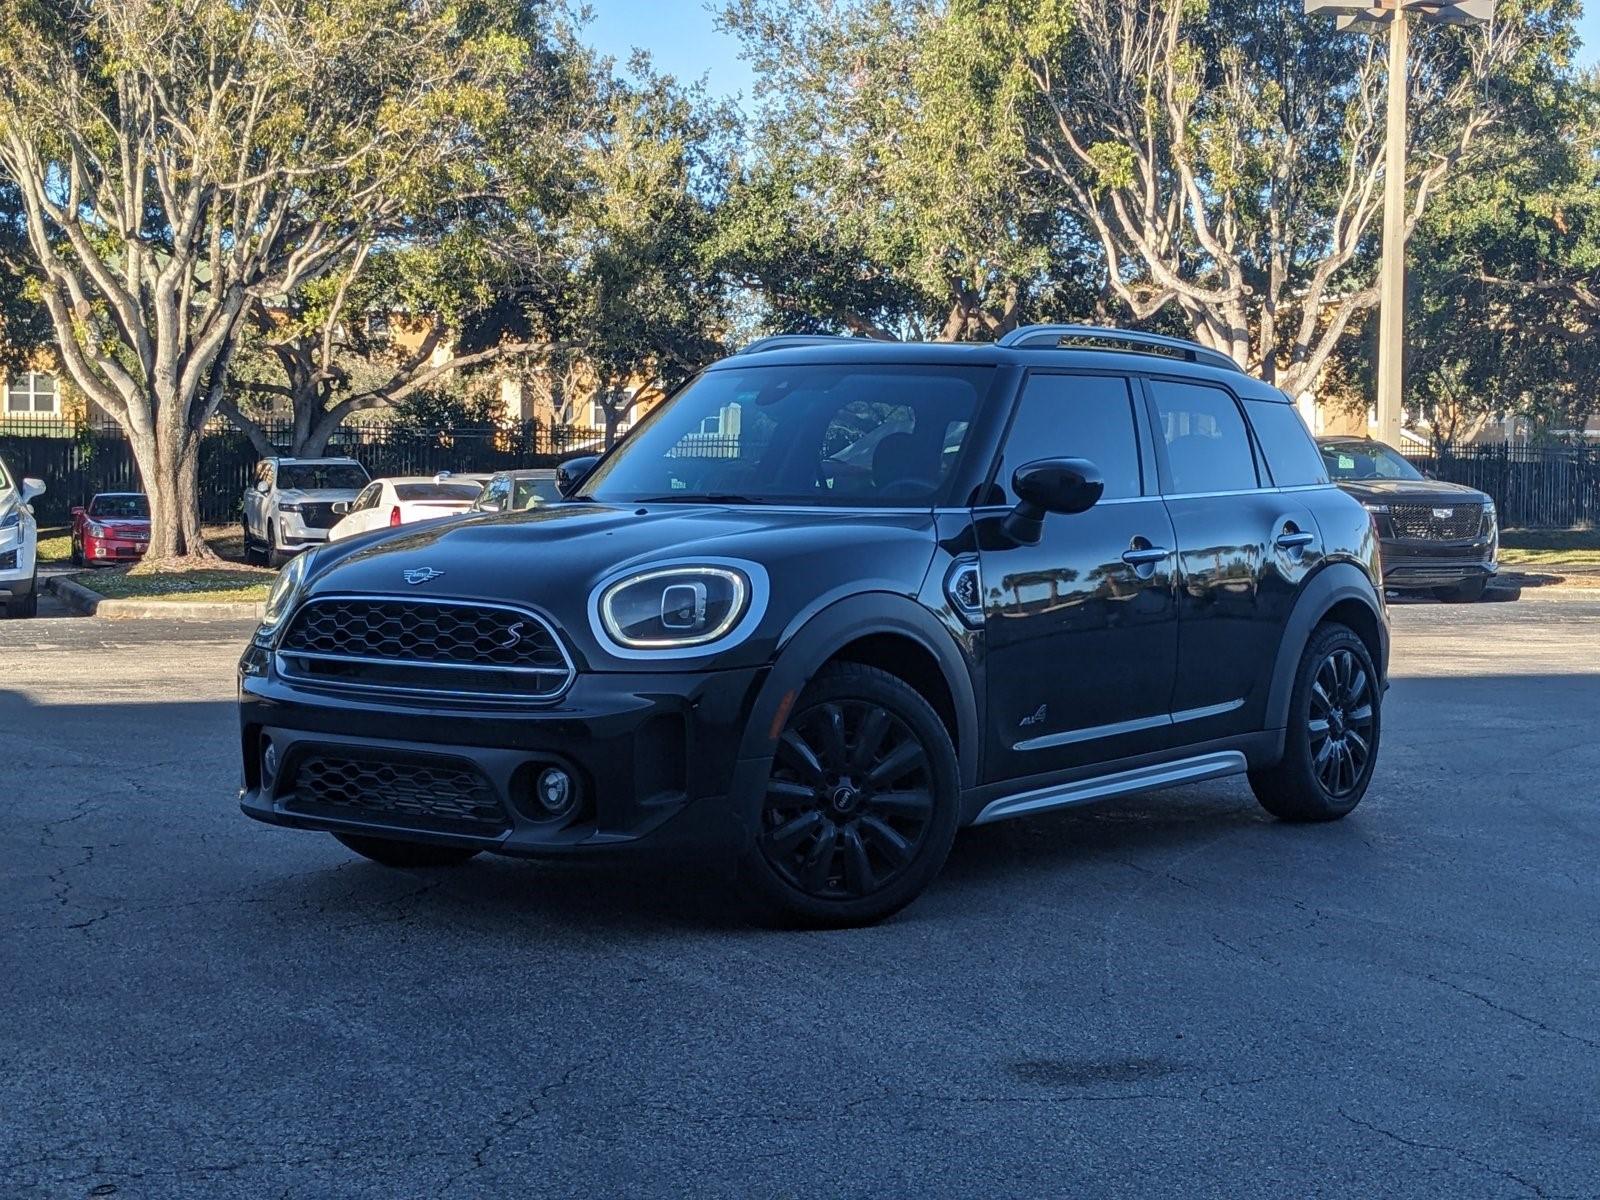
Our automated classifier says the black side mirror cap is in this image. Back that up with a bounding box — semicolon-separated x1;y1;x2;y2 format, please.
1002;457;1105;545
556;455;601;497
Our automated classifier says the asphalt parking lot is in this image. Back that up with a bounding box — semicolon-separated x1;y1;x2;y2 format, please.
2;592;1597;1199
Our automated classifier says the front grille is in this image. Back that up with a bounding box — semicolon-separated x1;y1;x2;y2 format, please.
295;502;339;530
276;596;573;701
284;750;507;833
0;549;15;570
1389;502;1483;541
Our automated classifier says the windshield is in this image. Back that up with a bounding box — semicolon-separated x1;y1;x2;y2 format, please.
90;494;149;519
579;363;992;506
513;478;561;508
278;463;369;490
1319;441;1424;482
394;482;481;502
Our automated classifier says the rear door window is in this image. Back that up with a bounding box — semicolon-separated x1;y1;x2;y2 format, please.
1148;380;1259;494
1246;400;1328;487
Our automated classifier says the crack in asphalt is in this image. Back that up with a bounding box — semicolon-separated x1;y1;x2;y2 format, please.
1339;1109;1557;1198
1426;974;1600;1052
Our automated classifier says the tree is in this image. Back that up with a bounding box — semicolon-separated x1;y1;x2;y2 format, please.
0;0;528;563
716;0;1067;341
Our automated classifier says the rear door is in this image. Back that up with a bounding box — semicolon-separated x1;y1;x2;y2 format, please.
977;371;1180;781
1145;379;1322;741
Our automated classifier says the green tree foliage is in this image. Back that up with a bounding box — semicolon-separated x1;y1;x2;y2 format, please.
0;0;531;562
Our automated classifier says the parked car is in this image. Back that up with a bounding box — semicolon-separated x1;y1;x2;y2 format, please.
242;457;370;567
1317;436;1497;602
239;326;1390;927
468;469;562;514
0;455;44;619
70;492;150;566
327;474;486;542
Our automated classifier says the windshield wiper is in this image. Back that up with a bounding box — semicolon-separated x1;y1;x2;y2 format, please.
630;493;772;505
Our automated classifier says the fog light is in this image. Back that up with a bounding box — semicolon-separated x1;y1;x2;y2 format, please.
535;766;576;817
261;738;279;784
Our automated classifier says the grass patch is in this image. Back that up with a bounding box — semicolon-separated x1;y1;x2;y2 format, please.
36;526;72;563
70;566;273;605
1499;529;1600;567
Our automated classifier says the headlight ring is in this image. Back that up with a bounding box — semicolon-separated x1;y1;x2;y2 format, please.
589;559;768;658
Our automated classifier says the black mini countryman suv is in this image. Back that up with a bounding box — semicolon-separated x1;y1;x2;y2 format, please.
239;325;1390;926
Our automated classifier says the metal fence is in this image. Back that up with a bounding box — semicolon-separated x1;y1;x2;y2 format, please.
4;413;1596;529
1404;442;1599;530
0;416;606;525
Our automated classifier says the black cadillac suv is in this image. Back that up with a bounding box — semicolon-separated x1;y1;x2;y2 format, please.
1317;437;1498;602
239;326;1390;926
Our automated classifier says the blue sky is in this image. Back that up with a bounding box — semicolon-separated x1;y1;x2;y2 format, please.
581;0;1600;100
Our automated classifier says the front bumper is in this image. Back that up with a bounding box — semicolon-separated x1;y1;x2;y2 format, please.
84;534;148;563
1379;537;1497;590
238;656;769;857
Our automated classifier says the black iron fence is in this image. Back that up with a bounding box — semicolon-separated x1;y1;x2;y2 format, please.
1404;442;1599;530
0;416;606;525
3;412;1595;529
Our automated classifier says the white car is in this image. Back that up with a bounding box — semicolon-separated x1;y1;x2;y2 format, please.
0;455;45;619
326;474;486;542
243;456;371;567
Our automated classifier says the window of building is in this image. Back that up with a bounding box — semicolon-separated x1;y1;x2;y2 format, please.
6;371;59;415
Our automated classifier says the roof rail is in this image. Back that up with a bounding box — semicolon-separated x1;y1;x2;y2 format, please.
998;324;1244;374
735;334;884;355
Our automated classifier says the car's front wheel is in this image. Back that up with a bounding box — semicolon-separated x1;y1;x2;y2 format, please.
1433;577;1488;604
332;832;482;869
1249;622;1380;822
266;521;290;569
3;572;38;619
740;662;960;928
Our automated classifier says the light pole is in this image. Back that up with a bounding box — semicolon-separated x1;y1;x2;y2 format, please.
1305;0;1493;448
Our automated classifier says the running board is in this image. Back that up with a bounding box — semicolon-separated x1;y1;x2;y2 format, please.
972;751;1249;826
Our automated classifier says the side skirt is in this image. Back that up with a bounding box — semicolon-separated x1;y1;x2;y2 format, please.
969;747;1259;827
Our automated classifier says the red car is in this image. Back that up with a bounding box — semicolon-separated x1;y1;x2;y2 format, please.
71;492;151;566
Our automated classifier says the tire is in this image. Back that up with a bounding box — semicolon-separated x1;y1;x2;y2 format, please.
1433;577;1487;604
738;662;961;928
332;832;482;869
242;520;262;566
1249;622;1380;822
4;573;38;619
71;538;83;566
266;522;289;569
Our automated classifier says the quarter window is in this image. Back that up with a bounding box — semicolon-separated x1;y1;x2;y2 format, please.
1246;400;1328;487
1149;380;1259;494
996;374;1143;502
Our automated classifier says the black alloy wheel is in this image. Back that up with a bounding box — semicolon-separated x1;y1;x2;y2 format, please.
1306;647;1375;798
744;662;959;926
1249;622;1381;822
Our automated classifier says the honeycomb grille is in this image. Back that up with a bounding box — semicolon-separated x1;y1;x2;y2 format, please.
297;502;340;529
0;549;14;570
277;597;571;701
286;752;507;831
1389;502;1484;541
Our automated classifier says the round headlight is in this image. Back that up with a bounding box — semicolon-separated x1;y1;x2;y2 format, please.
256;551;312;642
598;565;751;649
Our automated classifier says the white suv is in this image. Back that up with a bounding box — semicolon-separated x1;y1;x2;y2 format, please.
242;457;370;567
0;455;45;619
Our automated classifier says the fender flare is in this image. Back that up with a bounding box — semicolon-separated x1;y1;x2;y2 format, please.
734;592;979;790
1264;561;1388;730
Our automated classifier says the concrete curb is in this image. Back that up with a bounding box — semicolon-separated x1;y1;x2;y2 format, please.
47;574;265;621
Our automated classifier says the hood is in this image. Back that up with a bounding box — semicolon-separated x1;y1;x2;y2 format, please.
93;517;150;529
278;487;365;504
1329;477;1490;505
300;500;940;671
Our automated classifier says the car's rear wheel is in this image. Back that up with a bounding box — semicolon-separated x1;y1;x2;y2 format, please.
1433;577;1488;604
332;832;482;869
1250;623;1380;822
740;662;960;928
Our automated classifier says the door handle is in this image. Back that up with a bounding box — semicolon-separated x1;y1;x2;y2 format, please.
1275;530;1314;549
1121;546;1170;566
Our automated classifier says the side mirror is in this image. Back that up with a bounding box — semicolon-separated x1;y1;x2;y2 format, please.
478;499;502;513
1002;458;1104;545
71;505;85;518
556;455;601;497
20;478;45;503
255;480;271;494
331;500;350;515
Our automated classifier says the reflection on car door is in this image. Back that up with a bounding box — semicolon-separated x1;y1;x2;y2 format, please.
977;372;1180;782
1145;378;1321;741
